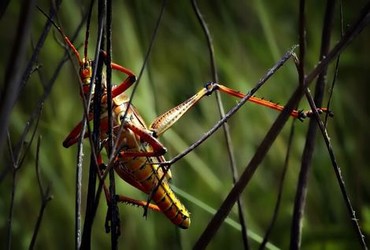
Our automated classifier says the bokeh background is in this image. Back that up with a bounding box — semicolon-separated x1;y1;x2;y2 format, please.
1;0;370;249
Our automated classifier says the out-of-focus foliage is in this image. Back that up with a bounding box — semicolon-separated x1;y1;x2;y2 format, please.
1;0;369;249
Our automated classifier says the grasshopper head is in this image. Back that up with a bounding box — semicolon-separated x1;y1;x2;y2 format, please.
80;59;93;94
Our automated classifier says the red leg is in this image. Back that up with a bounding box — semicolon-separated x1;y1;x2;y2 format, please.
149;86;209;137
215;84;332;119
116;195;161;212
115;121;167;158
100;51;137;98
63;113;94;148
98;156;162;213
149;82;332;137
111;63;136;98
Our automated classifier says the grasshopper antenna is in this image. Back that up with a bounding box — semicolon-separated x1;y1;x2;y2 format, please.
36;6;83;66
83;0;95;61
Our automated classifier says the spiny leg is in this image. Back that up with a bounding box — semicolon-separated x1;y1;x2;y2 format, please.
214;84;332;119
149;82;332;137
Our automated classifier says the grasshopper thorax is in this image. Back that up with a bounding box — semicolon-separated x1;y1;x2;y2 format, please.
80;59;93;95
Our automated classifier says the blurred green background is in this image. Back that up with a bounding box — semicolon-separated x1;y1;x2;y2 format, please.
1;0;370;249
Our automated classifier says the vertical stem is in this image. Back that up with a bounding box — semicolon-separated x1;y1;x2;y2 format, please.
290;1;335;249
106;0;120;247
81;0;105;247
259;121;296;250
6;169;16;250
190;1;249;247
289;0;307;248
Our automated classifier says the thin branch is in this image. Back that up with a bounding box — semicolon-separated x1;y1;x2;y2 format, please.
81;0;106;247
191;0;249;247
6;133;16;250
105;0;121;247
290;0;308;248
304;89;368;249
20;1;61;95
29;136;53;249
259;121;296;250
167;46;297;167
6;97;43;250
325;0;343;126
70;1;96;247
290;0;335;248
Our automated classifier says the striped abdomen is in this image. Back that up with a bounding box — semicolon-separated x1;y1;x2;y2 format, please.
115;150;191;229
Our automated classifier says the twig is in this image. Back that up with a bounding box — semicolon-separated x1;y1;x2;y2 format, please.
6;99;42;250
168;46;297;167
325;0;343;126
20;1;61;95
105;0;121;247
81;0;106;247
6;133;16;250
191;0;249;248
290;0;308;248
304;89;368;249
290;0;335;248
259;121;296;250
29;136;53;249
